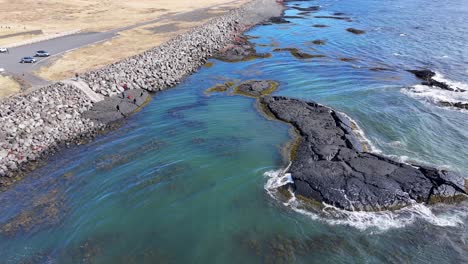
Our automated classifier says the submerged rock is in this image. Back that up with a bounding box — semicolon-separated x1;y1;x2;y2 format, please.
346;28;366;34
312;24;329;28
263;16;291;25
259;96;467;211
215;38;271;62
234;80;279;98
315;15;353;22
311;39;326;45
273;48;326;59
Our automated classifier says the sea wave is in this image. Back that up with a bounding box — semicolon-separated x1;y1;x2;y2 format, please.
264;168;468;232
402;72;468;110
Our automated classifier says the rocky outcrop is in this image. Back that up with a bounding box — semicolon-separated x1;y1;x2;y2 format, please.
346;28;366;35
408;69;466;92
259;96;467;211
214;37;272;62
406;69;468;110
233;80;279;97
82;89;151;124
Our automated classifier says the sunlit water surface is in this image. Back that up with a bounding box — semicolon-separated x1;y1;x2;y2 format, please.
1;0;467;263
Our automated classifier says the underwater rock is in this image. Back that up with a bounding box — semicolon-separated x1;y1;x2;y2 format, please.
214;37;271;62
234;80;279;98
205;81;236;94
312;24;329;28
346;28;366;34
273;48;326;59
291;6;320;12
315;15;353;22
262;17;291;25
259;96;467;211
311;39;326;45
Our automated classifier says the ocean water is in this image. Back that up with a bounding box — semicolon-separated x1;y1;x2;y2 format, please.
1;0;467;263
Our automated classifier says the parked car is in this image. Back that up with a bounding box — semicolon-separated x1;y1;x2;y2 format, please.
0;48;8;53
35;50;50;57
20;57;36;63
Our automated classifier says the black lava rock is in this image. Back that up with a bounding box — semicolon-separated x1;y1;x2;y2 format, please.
260;96;467;211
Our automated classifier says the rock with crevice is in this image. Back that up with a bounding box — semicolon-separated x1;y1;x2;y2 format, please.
259;95;467;211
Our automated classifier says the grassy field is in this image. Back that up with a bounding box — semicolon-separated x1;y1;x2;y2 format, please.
0;75;20;98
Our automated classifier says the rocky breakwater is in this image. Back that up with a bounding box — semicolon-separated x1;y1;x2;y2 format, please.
81;0;284;96
0;83;103;187
259;96;467;211
0;0;284;188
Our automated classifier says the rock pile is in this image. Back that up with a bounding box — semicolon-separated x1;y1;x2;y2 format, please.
0;83;102;182
0;0;284;187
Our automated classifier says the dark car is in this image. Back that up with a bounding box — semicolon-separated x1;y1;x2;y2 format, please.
35;50;50;57
20;57;36;63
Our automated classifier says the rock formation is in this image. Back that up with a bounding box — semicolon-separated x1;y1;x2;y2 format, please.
259;96;467;211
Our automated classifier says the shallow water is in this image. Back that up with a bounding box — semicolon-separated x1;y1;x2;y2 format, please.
1;0;467;263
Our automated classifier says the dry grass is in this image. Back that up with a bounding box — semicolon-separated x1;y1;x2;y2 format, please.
0;0;247;46
35;19;213;80
0;75;21;98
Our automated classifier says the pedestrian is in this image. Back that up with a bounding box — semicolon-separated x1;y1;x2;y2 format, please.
123;83;128;91
133;98;137;104
75;73;79;81
140;92;143;97
116;105;120;112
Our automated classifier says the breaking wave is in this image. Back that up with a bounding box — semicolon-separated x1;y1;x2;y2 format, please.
402;72;468;110
264;168;468;232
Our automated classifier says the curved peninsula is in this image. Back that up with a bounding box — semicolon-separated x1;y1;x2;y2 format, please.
258;96;467;211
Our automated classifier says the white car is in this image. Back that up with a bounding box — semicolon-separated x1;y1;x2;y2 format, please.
0;48;8;53
35;50;50;57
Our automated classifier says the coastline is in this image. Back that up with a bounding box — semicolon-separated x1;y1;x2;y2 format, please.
0;0;284;189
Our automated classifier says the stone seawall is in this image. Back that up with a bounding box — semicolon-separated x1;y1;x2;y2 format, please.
0;0;284;187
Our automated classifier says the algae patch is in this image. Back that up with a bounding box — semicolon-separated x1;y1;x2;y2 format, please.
205;81;236;94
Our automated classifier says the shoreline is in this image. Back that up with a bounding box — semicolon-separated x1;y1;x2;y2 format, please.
0;0;284;190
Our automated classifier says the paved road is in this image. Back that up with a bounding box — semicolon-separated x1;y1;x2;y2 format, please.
0;2;239;89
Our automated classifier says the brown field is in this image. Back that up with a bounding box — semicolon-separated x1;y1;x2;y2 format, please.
1;0;248;82
0;75;21;97
0;0;248;46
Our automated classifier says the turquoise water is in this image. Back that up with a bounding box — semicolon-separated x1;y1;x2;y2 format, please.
1;0;467;263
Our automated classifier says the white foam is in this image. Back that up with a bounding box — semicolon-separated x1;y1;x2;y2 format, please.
433;72;468;92
402;72;468;109
264;167;468;232
336;111;382;154
402;84;468;106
